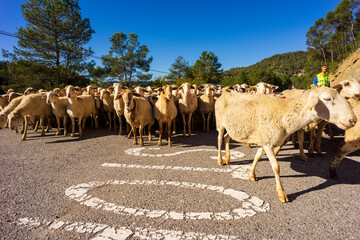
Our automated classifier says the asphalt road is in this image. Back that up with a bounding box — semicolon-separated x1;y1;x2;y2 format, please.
1;126;360;239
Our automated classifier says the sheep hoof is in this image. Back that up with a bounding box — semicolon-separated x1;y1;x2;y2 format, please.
316;152;323;157
246;144;251;148
277;192;289;203
172;131;176;135
249;175;258;182
21;137;26;141
158;142;162;146
70;134;75;137
140;142;144;146
56;132;60;136
329;168;339;180
217;160;224;166
225;157;230;165
300;155;309;162
133;141;137;145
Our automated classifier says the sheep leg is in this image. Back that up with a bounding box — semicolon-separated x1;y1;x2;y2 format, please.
148;123;153;141
117;113;122;135
133;127;137;145
127;127;133;138
201;112;206;131
224;133;231;165
206;112;211;132
292;133;298;148
63;117;68;136
46;116;51;132
158;120;163;146
78;116;83;137
139;125;144;146
21;117;29;141
249;147;264;182
329;124;334;140
217;126;225;166
21;120;25;134
38;118;45;136
329;141;359;180
172;119;176;135
315;121;327;156
33;119;39;132
55;116;61;136
308;128;316;157
297;130;308;161
167;119;172;147
113;112;118;129
70;117;75;137
181;113;186;137
263;145;289;203
126;123;130;134
187;112;193;137
106;112;111;130
82;117;87;130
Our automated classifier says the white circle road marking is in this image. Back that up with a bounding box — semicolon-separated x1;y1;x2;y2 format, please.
124;147;246;160
65;179;270;221
17;217;241;240
102;163;251;180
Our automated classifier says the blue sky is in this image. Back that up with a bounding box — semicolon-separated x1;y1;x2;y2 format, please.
0;0;341;78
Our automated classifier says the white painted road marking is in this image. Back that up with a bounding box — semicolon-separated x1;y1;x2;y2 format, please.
124;147;246;160
17;217;241;239
65;179;270;221
102;163;251;179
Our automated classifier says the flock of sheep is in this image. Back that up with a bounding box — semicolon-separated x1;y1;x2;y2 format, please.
0;79;359;202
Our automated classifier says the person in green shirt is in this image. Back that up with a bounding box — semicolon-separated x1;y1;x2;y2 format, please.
314;66;330;87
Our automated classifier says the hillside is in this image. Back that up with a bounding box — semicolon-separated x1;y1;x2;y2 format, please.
224;51;308;77
330;47;360;86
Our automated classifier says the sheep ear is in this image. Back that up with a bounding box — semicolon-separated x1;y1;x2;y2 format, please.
115;94;122;100
332;84;343;93
307;92;320;110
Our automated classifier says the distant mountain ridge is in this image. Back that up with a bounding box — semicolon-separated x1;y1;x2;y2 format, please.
224;51;308;77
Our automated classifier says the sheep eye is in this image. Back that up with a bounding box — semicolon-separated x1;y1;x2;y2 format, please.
323;97;332;102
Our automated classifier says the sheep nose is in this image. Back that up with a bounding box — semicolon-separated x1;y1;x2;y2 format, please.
354;94;360;100
349;118;357;126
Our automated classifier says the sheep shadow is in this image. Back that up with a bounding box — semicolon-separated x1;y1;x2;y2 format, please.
229;136;360;202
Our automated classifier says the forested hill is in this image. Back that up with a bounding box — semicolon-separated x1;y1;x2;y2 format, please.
220;51;309;90
224;51;307;77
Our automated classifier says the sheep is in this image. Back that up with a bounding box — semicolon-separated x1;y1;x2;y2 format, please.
24;87;38;95
8;94;53;141
0;94;9;111
8;92;23;102
66;86;99;137
134;86;147;97
121;90;154;146
215;87;357;202
153;85;178;146
255;82;278;95
178;83;198;137
100;89;117;130
0;95;25;130
198;85;215;132
113;83;128;135
329;102;360;179
6;89;15;94
46;92;69;136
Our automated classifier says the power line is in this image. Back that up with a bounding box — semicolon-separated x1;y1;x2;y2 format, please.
0;29;170;75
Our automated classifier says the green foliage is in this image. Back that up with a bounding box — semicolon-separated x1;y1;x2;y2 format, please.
167;56;191;84
1;0;94;91
102;31;153;86
191;51;222;84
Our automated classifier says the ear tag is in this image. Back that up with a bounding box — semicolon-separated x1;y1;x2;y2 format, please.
306;104;311;110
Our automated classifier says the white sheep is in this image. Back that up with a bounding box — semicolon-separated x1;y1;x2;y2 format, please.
100;89;117;130
198;85;215;132
46;91;69;136
113;83;127;135
215;87;357;202
329;102;360;179
8;93;53;140
66;86;98;137
0;94;9;111
178;83;198;137
153;85;178;146
121;90;154;146
0;95;25;131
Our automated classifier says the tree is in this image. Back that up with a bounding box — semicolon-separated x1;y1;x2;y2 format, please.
192;51;222;84
167;56;190;84
306;18;328;65
102;31;153;86
12;0;94;87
